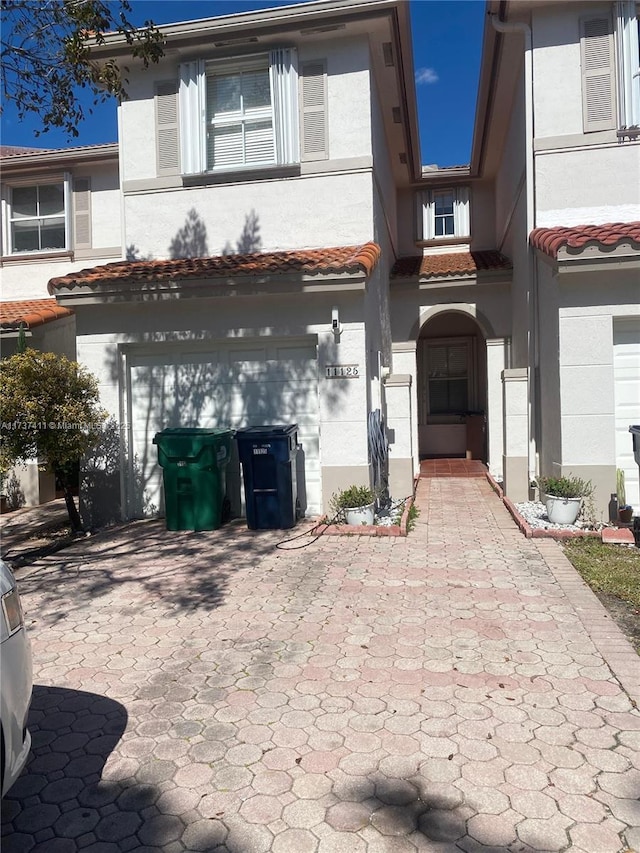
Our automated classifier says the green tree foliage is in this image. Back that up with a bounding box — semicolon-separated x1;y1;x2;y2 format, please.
0;349;107;530
1;0;164;138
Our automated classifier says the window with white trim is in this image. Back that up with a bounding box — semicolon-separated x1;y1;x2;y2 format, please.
179;49;299;174
5;178;70;255
418;186;470;241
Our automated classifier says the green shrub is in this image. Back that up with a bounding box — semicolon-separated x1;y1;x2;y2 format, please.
329;485;375;517
537;475;593;499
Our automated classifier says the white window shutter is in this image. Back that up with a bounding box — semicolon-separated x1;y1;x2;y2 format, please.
454;186;470;237
155;81;180;175
580;16;617;132
300;60;328;161
73;177;91;249
63;172;72;252
270;48;299;165
616;1;640;129
180;60;206;174
418;190;433;240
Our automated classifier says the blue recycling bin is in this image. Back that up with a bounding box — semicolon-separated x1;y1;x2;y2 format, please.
235;425;299;529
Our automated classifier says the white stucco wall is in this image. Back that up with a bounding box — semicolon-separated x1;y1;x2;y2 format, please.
531;5;590;139
494;64;526;255
390;283;512;345
74;290;373;469
536;260;562;475
370;67;397;256
535;144;640;227
395;188;416;257
1;253;124;303
120;36;372;184
123;171;374;259
470;181;496;250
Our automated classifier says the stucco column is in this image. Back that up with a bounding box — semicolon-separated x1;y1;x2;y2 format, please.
486;338;506;480
391;341;418;471
503;368;530;502
384;373;415;500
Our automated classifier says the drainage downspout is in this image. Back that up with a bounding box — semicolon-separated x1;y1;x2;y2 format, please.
490;13;538;488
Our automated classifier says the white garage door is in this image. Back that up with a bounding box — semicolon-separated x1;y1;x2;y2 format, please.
613;318;640;513
124;338;320;518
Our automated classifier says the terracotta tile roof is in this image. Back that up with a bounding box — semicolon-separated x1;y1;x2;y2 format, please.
391;250;512;279
530;222;640;258
0;145;49;157
0;299;74;331
48;243;382;291
0;142;117;159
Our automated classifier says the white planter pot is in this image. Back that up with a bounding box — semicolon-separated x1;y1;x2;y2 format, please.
545;495;581;525
345;503;375;526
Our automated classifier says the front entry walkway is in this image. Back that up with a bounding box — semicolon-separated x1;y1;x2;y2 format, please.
420;458;487;478
2;477;639;852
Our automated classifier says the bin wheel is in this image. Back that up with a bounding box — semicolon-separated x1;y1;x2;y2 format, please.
221;497;231;524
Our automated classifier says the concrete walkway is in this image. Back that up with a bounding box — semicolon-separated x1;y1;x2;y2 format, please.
2;477;640;852
0;498;69;559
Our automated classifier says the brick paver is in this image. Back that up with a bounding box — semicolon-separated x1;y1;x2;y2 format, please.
2;476;639;852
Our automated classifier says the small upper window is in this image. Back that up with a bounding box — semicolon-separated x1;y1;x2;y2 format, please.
8;181;68;254
419;186;470;241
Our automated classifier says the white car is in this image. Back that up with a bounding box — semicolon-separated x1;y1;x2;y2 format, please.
1;559;32;796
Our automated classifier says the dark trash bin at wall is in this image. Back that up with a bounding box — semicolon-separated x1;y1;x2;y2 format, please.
153;428;232;531
235;425;299;530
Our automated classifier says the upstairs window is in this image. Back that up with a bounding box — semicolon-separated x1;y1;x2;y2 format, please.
179;49;299;175
7;180;69;254
418;186;470;242
207;60;274;169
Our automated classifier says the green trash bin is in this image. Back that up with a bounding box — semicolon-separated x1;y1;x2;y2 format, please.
153;428;232;531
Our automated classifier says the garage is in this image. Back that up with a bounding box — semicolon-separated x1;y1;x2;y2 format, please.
613;318;640;513
123;337;321;519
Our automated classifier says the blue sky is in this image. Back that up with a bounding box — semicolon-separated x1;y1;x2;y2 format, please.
1;0;485;168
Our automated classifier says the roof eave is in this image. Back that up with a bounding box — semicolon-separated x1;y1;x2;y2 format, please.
392;268;512;287
0;144;119;173
88;0;402;57
52;270;370;304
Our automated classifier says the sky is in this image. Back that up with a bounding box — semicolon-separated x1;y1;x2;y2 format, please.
0;0;486;168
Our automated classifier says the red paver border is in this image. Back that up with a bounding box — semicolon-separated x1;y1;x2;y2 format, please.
485;471;603;541
313;493;415;538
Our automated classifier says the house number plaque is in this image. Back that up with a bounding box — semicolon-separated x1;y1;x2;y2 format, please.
325;364;359;378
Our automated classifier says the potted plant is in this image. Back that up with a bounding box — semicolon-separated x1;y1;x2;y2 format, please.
329;485;376;526
536;474;593;525
617;469;633;524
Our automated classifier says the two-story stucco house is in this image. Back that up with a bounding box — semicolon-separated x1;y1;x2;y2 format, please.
2;0;639;524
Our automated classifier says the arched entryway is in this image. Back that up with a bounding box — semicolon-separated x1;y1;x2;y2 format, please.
417;310;488;461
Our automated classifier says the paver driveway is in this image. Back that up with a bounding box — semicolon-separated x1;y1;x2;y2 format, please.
2;477;640;853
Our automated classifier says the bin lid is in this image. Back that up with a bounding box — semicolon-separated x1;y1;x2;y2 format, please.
235;424;298;439
153;427;232;444
630;425;640;435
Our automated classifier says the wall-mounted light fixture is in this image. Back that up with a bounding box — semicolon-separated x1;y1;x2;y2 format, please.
331;306;341;339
